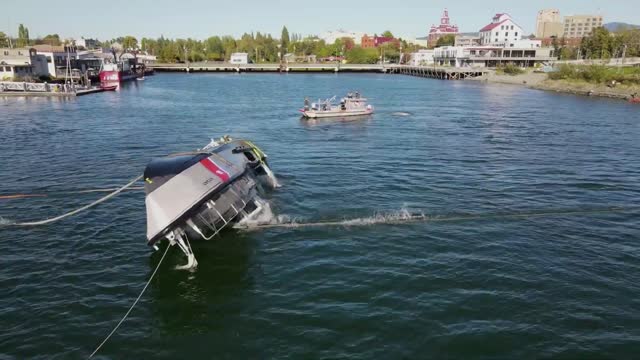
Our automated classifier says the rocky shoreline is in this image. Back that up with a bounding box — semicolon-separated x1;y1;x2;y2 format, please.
470;71;639;101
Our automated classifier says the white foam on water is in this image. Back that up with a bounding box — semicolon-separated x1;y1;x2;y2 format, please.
0;217;16;226
391;112;412;117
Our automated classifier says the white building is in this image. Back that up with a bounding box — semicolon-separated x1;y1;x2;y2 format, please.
409;49;435;66
32;44;78;77
0;48;49;79
434;45;555;68
479;13;524;46
230;53;248;64
319;29;365;45
76;37;98;50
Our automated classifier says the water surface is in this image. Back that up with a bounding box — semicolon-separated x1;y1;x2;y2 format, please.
1;73;639;359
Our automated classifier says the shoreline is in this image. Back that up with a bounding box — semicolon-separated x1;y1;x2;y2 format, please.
469;71;638;101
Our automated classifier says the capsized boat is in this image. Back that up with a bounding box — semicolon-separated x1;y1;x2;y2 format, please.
300;91;374;118
143;136;278;269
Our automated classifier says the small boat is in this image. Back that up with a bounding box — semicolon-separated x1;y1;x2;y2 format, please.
300;91;374;118
143;136;278;269
629;97;640;104
101;85;118;91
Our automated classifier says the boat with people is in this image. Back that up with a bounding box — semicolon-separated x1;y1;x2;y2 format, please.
143;136;278;269
99;57;141;86
300;91;374;118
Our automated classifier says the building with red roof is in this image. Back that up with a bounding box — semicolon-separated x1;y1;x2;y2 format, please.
428;9;459;47
479;13;524;46
361;34;400;49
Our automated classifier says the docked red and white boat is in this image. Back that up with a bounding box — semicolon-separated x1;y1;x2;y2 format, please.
99;58;140;85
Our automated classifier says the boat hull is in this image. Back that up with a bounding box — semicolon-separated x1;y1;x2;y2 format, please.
99;70;139;84
302;109;373;118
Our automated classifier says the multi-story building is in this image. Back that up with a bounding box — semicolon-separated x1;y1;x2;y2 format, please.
32;44;78;77
0;47;49;79
76;37;98;50
427;9;459;47
361;35;398;49
455;33;482;47
433;45;555;68
479;13;524;46
409;49;435;66
563;15;604;38
536;9;563;38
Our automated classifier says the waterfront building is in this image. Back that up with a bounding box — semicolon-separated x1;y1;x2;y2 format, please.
76;37;99;50
409;49;435;66
563;15;604;38
319;30;365;46
0;47;49;79
427;9;459;48
361;34;398;49
433;45;555;68
230;53;249;64
32;44;78;78
479;13;524;46
406;37;430;48
455;33;481;47
536;9;563;38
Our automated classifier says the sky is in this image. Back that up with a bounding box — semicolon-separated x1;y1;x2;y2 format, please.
2;0;638;41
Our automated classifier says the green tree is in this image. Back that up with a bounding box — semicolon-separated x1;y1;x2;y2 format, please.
382;30;394;38
345;46;379;64
122;36;138;51
280;26;290;58
435;34;455;47
581;27;612;59
0;32;8;47
40;34;61;46
17;24;29;47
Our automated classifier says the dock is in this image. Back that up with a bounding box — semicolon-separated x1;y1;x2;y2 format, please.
389;66;488;80
150;63;488;80
0;81;105;97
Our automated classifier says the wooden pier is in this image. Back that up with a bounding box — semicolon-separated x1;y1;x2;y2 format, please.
150;63;488;80
390;66;488;80
151;63;390;73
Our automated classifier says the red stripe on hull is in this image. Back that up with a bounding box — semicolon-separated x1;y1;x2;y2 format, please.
200;158;230;182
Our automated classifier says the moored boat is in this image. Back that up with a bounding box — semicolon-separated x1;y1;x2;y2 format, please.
99;58;140;86
143;136;278;269
300;91;374;118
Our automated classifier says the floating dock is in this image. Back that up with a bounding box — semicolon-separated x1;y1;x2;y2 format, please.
389;66;488;80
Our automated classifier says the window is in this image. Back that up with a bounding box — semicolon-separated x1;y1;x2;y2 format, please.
511;25;514;30
495;32;499;36
495;38;499;42
506;32;509;36
515;32;518;37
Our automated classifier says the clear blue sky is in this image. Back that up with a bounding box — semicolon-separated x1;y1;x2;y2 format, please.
3;0;638;41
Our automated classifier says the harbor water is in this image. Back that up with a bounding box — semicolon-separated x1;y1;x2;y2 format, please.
1;73;639;359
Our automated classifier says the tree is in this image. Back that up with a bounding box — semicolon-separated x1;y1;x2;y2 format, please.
0;32;8;47
581;27;612;59
341;37;355;51
40;34;61;46
435;34;455;47
17;24;29;47
280;26;290;58
122;36;138;51
345;46;379;64
382;30;394;38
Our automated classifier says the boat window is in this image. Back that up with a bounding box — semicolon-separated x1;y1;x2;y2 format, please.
243;150;256;162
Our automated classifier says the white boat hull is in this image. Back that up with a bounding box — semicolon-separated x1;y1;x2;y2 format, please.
302;109;373;118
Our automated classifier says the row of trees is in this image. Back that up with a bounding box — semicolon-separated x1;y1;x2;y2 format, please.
553;27;640;60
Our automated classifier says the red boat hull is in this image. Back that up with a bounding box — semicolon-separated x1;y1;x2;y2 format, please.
99;70;138;85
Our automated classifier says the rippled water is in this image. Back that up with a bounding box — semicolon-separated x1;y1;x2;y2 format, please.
1;74;639;359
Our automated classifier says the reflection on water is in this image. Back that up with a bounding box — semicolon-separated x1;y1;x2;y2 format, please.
300;114;373;127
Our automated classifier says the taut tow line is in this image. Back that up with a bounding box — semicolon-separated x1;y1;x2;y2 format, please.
1;175;143;227
88;244;170;358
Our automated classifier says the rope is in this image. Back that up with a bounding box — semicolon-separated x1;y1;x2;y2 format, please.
6;175;143;227
0;186;144;200
88;244;170;358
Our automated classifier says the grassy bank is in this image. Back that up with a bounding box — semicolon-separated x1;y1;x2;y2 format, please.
548;64;640;86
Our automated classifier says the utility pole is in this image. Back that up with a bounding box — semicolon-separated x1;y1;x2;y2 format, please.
622;44;627;65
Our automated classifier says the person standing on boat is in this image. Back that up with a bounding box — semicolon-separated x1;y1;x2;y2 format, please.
304;97;310;111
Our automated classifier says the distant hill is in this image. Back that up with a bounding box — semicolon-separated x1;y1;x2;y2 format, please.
604;22;640;32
